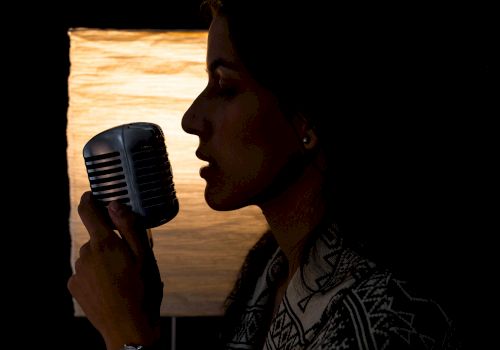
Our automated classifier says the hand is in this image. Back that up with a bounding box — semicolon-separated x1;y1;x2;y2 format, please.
67;192;163;350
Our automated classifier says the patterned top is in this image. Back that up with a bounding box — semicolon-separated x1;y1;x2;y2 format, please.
223;224;460;350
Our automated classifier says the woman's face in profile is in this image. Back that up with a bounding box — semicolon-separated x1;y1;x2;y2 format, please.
182;14;302;211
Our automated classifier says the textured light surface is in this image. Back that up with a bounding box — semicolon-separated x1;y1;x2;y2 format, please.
67;29;268;316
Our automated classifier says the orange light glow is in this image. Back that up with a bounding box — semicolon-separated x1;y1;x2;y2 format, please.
67;29;267;316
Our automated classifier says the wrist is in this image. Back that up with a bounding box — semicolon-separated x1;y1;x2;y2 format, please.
122;341;162;350
107;326;161;350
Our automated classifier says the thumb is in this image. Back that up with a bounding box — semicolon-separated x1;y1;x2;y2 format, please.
107;200;151;259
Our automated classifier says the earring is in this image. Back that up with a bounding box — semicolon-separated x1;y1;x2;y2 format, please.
302;135;311;144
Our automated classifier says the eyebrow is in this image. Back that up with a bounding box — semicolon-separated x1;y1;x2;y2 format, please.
206;58;240;75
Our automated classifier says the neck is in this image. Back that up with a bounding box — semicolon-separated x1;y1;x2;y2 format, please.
259;155;326;279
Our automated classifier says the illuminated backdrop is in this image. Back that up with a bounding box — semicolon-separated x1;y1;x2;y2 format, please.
67;29;268;316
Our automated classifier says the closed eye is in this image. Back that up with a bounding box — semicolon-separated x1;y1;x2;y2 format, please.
212;77;238;99
218;85;238;99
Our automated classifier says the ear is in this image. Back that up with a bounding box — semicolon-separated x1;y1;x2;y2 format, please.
292;112;318;150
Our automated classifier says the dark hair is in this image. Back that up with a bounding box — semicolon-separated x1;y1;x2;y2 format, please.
201;0;487;345
201;0;447;262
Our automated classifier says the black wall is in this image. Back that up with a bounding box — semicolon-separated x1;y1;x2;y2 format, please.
8;2;494;349
9;3;221;349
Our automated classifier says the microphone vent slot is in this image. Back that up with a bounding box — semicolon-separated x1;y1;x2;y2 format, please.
132;145;176;209
84;151;130;204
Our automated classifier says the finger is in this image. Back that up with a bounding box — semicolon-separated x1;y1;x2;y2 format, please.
73;257;82;274
74;241;89;273
107;200;151;258
78;191;116;242
78;241;91;257
67;275;78;296
147;229;153;249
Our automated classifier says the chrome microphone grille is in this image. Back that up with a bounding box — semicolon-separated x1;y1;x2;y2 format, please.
83;122;179;228
84;151;130;204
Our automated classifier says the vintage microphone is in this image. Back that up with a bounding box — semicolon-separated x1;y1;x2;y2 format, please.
82;122;179;228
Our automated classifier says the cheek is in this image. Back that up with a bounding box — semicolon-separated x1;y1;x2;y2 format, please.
219;94;297;184
235;91;292;150
204;91;300;209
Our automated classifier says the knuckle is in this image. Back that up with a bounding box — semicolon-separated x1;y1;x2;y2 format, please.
74;258;82;273
67;276;77;293
78;191;94;218
78;192;90;211
78;241;91;257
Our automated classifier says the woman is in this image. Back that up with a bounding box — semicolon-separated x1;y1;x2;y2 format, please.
68;1;461;349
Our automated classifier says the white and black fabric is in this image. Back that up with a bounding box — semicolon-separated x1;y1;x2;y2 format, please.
223;223;459;349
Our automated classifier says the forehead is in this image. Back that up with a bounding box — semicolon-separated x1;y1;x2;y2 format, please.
207;15;238;65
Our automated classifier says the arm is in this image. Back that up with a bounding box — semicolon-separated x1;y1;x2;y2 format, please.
67;192;163;350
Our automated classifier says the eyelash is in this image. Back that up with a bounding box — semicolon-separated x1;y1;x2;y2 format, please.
207;76;237;99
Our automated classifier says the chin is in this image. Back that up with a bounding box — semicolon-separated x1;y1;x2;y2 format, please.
204;189;250;212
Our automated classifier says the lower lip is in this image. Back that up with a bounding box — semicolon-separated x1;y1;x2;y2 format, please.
200;164;216;179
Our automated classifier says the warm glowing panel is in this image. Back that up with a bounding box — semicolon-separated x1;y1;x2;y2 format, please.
67;29;268;316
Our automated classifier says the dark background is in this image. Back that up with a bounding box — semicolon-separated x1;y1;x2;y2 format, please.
7;1;495;349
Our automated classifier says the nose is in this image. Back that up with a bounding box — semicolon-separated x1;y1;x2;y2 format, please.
181;91;209;138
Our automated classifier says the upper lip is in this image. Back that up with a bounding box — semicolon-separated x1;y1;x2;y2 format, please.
195;149;213;163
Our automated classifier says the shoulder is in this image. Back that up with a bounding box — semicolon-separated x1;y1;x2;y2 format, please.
311;269;461;349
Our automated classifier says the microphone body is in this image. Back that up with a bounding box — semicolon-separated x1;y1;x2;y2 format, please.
83;122;179;228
